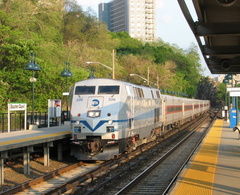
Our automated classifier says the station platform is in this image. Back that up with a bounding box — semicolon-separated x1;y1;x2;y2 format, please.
170;119;240;195
0;123;72;185
0;124;71;151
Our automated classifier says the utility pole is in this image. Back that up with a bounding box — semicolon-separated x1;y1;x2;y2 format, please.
112;49;115;79
147;67;149;85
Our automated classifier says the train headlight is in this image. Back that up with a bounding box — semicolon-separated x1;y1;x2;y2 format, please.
75;120;80;125
108;120;113;124
106;126;114;132
87;110;101;118
74;127;81;133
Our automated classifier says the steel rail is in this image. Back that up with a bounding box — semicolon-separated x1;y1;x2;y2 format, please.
162;112;217;194
115;113;213;194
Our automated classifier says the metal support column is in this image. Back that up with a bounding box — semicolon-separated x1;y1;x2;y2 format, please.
23;146;33;175
58;143;63;161
23;150;30;175
0;158;3;185
44;142;53;166
44;146;50;167
0;151;7;185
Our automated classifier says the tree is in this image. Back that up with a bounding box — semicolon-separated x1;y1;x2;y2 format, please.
0;0;212;112
0;0;67;111
195;76;221;107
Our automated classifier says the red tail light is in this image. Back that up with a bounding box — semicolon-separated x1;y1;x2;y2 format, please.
112;134;115;139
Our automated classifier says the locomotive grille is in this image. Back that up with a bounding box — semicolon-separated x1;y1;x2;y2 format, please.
86;136;101;141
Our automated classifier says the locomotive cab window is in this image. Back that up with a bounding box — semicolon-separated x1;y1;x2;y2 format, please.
98;86;120;94
75;86;95;95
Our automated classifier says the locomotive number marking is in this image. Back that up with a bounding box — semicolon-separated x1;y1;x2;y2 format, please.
108;98;116;101
76;98;83;102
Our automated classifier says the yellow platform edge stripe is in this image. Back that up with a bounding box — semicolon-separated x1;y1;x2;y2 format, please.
172;119;223;195
0;131;71;146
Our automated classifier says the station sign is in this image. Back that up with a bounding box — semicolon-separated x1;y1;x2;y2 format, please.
48;99;61;127
8;102;27;132
227;87;240;97
9;103;27;111
229;92;240;97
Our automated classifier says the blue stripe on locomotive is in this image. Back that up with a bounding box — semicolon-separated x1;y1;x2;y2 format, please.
72;119;128;132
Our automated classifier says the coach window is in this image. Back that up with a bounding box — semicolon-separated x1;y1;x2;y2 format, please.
75;86;95;95
98;86;120;94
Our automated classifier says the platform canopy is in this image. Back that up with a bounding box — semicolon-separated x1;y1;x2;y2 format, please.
178;0;240;74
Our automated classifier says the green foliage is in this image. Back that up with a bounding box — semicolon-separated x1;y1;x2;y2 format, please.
113;34;203;97
0;0;213;112
195;77;221;107
218;83;226;104
112;32;143;55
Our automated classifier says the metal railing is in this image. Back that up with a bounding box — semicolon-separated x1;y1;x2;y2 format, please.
0;111;70;133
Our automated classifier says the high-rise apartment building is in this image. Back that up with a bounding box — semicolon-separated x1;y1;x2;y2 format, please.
98;3;111;31
98;0;156;42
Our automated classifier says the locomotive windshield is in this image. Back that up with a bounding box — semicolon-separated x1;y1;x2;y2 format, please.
75;86;95;95
98;86;120;94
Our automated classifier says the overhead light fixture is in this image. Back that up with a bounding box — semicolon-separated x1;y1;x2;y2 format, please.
221;60;230;70
216;0;236;7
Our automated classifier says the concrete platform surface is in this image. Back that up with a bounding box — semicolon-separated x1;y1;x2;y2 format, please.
170;119;240;195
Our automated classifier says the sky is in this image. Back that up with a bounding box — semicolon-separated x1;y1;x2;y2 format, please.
76;0;213;76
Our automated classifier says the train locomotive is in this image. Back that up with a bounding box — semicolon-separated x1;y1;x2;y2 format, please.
70;78;210;160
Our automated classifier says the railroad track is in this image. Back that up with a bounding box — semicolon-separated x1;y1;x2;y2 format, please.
0;112;215;195
109;113;216;194
92;112;218;195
